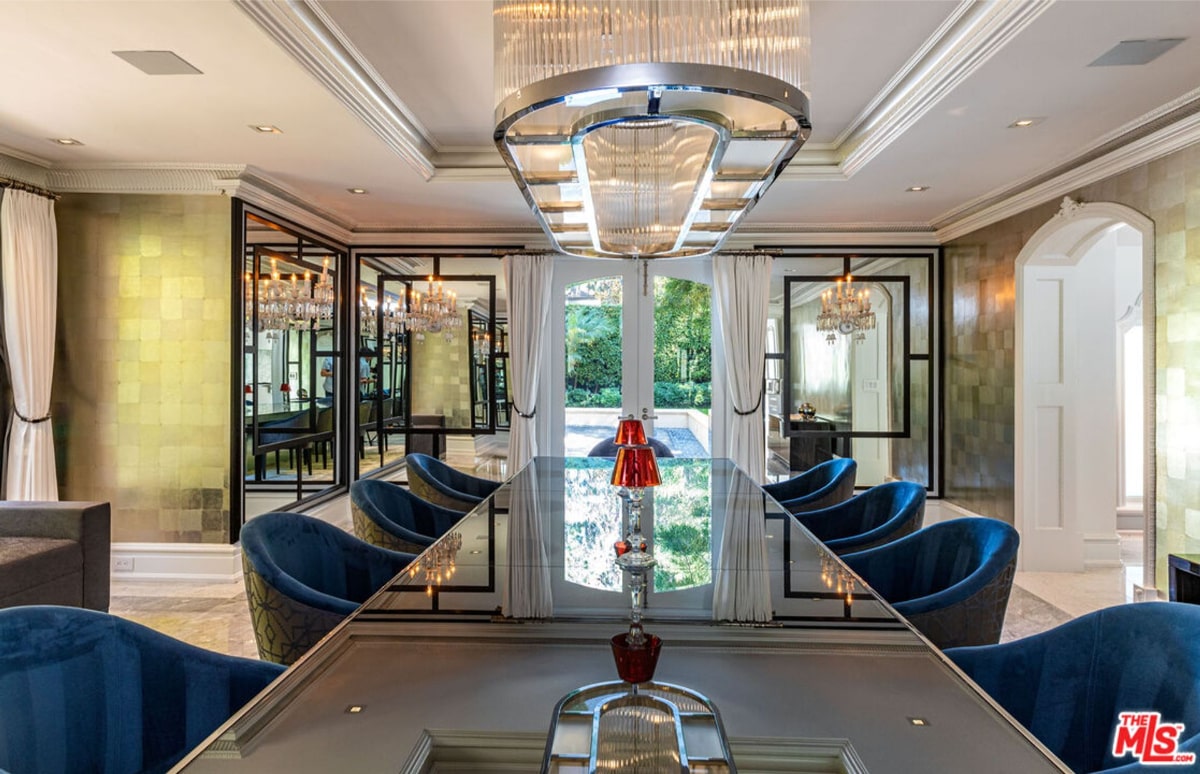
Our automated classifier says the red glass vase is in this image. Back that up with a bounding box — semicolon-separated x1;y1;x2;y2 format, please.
610;632;662;684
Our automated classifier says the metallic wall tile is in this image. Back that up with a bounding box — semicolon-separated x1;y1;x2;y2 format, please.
54;194;232;544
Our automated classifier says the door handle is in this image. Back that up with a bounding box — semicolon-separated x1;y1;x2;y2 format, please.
641;408;658;421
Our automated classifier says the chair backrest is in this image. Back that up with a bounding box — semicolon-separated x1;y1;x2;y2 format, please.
240;511;415;664
0;605;283;774
405;452;501;511
586;437;675;458
762;458;857;512
841;517;1019;648
350;478;464;553
947;603;1200;773
796;480;925;554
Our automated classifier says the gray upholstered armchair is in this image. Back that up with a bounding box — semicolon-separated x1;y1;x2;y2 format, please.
0;501;111;611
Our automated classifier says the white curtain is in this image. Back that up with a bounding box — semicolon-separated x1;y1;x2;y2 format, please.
712;471;771;622
0;188;59;500
713;253;771;482
503;253;554;469
502;462;553;618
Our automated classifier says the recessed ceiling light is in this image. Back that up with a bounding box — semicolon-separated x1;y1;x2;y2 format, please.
469;549;482;555
51;138;84;146
909;717;930;727
347;188;369;195
1008;117;1045;129
906;185;930;193
250;125;282;134
345;705;366;714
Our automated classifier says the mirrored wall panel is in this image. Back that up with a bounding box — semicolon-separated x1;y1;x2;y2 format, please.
767;248;939;492
353;250;512;477
236;205;347;527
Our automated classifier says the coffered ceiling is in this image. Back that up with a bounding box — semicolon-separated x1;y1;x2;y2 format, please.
1;0;1198;244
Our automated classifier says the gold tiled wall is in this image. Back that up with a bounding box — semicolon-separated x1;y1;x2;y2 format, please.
410;311;472;427
945;141;1200;590
54;194;232;543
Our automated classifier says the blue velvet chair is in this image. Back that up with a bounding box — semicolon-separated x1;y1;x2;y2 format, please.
0;605;283;774
794;480;925;555
405;452;501;512
763;458;857;513
240;511;416;665
946;603;1200;774
841;517;1018;649
349;478;464;553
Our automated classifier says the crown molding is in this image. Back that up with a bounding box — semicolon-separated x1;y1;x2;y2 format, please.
935;110;1200;243
47;163;247;194
838;0;1053;178
235;0;437;181
0;159;51;190
218;170;354;243
933;88;1200;234
732;224;938;248
233;0;1044;186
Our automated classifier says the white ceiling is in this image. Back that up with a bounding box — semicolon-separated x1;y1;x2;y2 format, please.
1;0;1198;241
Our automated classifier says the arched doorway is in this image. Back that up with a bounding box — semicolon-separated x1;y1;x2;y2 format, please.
1015;198;1155;593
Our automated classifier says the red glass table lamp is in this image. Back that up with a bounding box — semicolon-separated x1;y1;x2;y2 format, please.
614;417;648;446
611;444;661;570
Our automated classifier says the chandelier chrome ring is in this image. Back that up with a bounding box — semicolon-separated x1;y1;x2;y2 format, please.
494;62;810;137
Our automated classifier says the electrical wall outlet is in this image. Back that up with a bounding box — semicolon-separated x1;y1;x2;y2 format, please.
112;556;134;572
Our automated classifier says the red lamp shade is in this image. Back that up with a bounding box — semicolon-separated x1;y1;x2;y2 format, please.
614;418;648;446
611;444;662;488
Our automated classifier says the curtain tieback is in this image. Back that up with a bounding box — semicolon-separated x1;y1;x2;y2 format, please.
512;400;536;419
14;409;51;424
733;391;763;417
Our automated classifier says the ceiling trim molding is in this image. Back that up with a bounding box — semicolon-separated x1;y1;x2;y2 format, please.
933;88;1200;232
827;0;976;151
218;171;354;243
733;228;938;248
935;110;1200;243
233;0;1046;186
837;0;1053;178
0;150;52;188
47;163;248;194
234;0;438;180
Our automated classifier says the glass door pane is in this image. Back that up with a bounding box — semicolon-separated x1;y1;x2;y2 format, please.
649;274;713;458
563;275;625;456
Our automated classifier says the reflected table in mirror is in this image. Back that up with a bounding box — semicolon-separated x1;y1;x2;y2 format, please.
177;458;1067;773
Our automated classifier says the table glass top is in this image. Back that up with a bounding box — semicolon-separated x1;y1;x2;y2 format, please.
357;457;906;630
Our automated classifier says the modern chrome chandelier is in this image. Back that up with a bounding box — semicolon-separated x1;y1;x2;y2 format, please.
246;256;335;338
816;275;876;344
493;0;811;259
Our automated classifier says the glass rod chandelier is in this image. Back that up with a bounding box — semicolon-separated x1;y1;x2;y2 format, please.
494;0;812;259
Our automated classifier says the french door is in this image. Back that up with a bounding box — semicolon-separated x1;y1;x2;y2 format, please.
544;257;724;459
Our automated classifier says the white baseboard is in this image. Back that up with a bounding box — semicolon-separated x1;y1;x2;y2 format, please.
111;542;241;582
1083;533;1123;568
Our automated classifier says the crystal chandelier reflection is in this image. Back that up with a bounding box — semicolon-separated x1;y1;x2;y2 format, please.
816;275;876;344
493;0;811;259
245;257;334;339
407;530;463;597
359;289;405;340
398;276;462;343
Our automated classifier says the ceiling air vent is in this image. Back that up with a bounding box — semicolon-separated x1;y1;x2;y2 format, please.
1088;38;1185;67
113;50;202;75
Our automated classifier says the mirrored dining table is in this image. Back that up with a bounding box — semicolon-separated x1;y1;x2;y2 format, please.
175;457;1068;773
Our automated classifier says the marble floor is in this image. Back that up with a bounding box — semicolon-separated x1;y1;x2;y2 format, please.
109;458;1148;659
